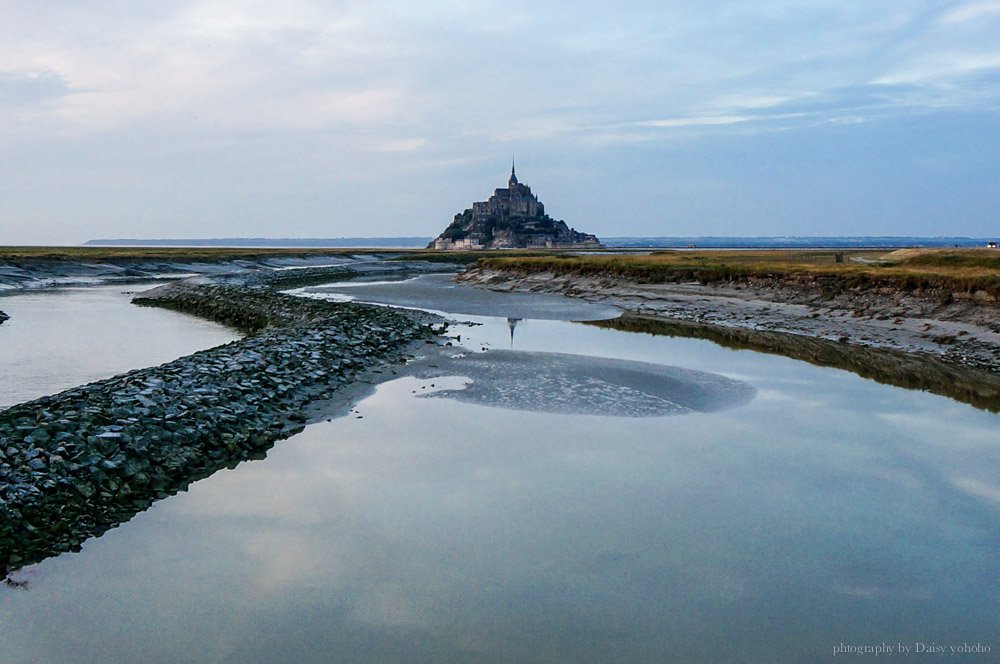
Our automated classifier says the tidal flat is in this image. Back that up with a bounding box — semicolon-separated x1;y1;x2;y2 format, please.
1;254;998;663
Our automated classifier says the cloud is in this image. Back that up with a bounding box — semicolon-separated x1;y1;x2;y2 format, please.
371;137;427;153
938;1;1000;24
632;116;753;129
3;1;998;139
0;71;70;106
874;54;1000;88
951;476;1000;505
0;1;998;241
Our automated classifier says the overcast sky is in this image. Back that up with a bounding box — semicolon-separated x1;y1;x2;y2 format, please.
1;1;998;244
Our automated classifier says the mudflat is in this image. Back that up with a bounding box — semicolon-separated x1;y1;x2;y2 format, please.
456;249;1000;375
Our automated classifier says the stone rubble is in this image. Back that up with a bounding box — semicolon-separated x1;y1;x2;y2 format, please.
1;280;438;576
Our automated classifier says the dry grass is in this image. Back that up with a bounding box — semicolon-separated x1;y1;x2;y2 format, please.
474;249;1000;297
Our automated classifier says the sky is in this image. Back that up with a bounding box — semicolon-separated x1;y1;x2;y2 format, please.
1;0;998;244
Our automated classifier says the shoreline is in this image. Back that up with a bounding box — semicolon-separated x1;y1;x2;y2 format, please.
4;252;998;577
1;279;442;577
457;267;1000;375
588;314;1000;412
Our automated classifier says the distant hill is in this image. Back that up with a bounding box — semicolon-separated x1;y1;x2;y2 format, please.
84;237;434;248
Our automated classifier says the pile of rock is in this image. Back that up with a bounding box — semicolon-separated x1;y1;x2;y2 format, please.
226;264;357;291
0;310;7;325
1;282;436;574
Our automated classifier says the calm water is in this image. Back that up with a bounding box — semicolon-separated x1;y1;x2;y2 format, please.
1;283;999;663
0;285;240;409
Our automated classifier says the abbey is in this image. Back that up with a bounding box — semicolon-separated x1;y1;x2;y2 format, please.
429;164;601;250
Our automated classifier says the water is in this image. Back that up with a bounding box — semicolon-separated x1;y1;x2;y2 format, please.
1;283;998;663
302;272;623;320
0;285;240;409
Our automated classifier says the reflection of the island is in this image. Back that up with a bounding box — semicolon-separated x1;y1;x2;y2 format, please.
587;314;1000;413
506;317;521;346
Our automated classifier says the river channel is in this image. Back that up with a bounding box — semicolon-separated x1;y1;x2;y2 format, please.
1;277;998;663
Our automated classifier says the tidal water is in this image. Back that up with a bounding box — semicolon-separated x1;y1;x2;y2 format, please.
0;285;239;410
1;281;999;663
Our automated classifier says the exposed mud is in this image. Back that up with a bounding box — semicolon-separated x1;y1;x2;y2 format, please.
458;268;1000;377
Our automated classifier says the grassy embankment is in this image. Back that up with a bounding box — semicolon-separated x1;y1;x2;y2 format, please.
471;249;1000;299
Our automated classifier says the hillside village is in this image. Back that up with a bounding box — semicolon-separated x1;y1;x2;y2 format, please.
429;164;601;250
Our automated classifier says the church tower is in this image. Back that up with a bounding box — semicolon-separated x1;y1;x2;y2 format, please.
508;159;518;187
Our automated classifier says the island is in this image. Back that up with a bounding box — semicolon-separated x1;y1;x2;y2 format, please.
429;163;601;250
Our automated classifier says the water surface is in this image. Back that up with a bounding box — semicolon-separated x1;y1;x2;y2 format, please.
0;285;240;409
1;284;998;663
304;273;621;320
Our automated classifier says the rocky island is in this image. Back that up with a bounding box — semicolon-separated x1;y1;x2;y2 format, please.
429;164;601;250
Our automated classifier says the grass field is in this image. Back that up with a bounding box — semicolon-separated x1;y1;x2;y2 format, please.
471;249;1000;298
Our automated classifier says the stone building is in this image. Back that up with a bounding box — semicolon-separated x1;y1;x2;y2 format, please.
430;164;601;250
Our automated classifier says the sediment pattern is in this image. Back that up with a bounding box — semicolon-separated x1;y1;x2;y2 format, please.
1;283;434;575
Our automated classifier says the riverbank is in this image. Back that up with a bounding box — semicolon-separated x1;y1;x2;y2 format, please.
589;314;1000;412
0;248;367;292
1;280;439;576
457;250;1000;375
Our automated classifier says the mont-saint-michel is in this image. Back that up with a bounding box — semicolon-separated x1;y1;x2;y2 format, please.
429;164;601;250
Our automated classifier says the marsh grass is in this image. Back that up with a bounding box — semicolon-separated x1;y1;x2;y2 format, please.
474;249;1000;297
4;246;998;297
